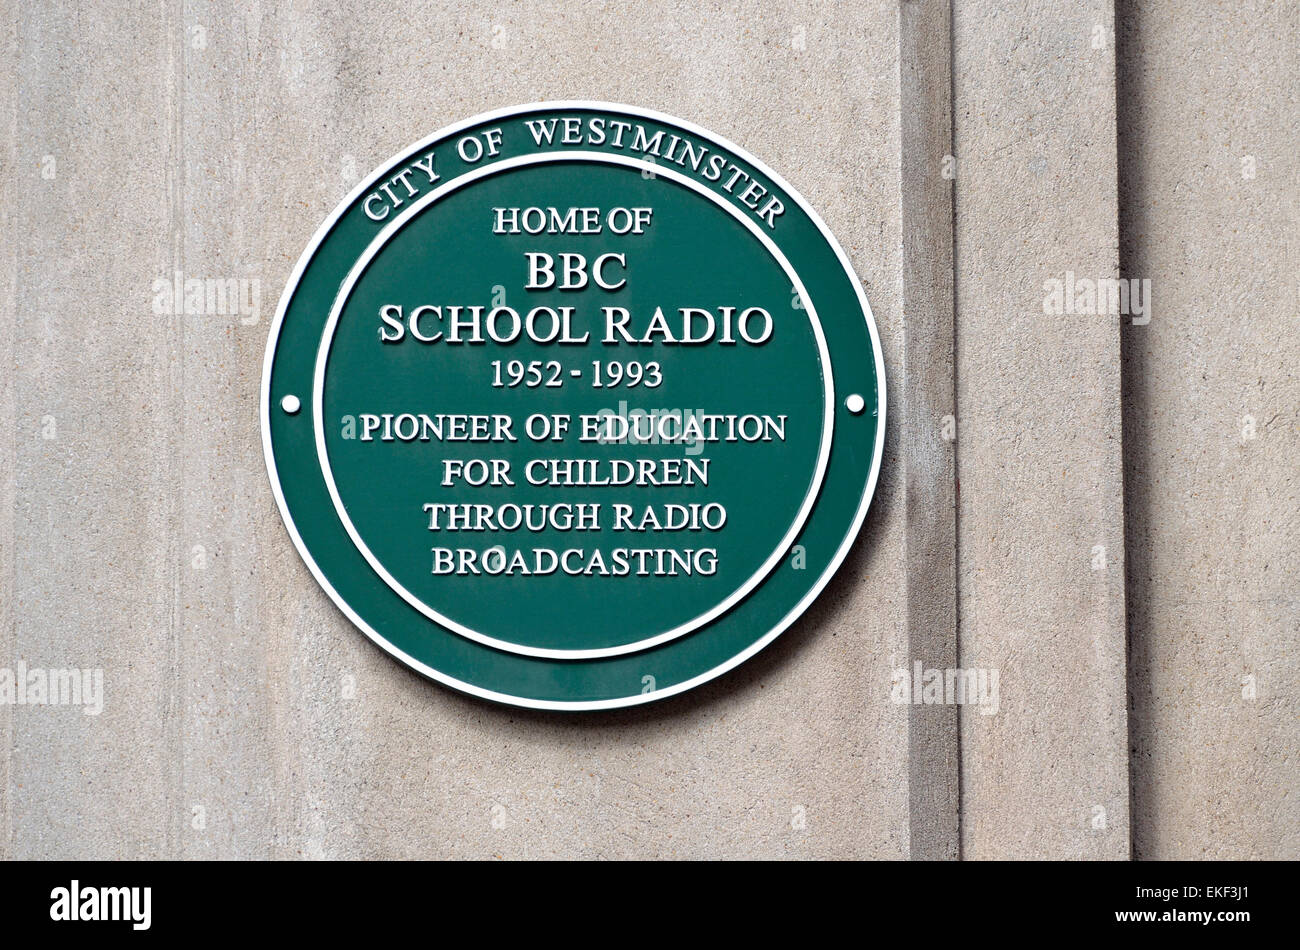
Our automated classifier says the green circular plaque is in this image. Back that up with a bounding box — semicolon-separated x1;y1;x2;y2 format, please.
262;102;885;710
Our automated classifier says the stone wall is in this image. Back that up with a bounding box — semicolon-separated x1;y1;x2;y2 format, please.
0;0;1293;859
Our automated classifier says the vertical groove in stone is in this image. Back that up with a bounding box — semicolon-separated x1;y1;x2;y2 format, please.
1115;0;1142;863
162;0;185;861
0;0;18;863
900;0;960;861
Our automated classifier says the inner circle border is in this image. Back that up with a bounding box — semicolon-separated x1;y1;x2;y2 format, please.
260;101;887;711
312;151;836;660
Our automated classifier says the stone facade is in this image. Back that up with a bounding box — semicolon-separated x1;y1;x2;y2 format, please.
0;0;1293;859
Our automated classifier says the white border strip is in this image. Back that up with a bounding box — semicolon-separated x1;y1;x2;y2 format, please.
260;101;887;710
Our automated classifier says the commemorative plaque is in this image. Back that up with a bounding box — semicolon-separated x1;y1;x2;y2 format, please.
262;103;885;709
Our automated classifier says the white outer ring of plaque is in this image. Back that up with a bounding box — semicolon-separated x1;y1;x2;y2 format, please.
261;100;888;709
311;151;835;660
